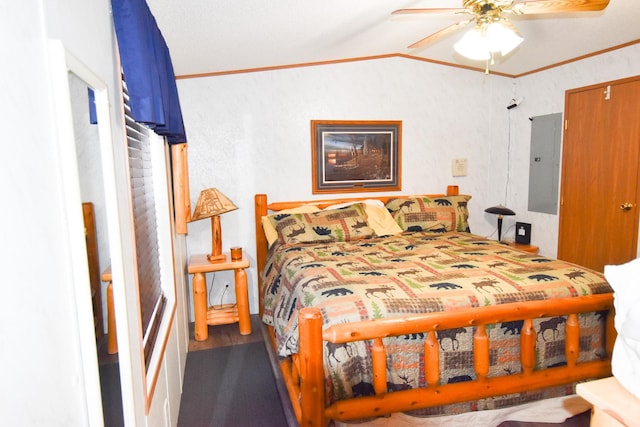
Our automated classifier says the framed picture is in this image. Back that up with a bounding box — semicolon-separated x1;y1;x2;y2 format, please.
311;120;402;194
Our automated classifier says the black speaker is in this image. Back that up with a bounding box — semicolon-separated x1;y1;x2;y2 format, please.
515;222;531;244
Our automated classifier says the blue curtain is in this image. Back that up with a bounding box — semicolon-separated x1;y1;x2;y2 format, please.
88;88;97;124
111;0;187;144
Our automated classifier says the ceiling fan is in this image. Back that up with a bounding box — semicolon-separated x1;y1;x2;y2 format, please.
393;0;610;61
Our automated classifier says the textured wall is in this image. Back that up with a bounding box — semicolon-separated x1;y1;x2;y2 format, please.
178;57;512;313
178;46;640;313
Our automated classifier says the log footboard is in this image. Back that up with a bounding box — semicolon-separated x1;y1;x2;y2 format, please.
274;293;614;426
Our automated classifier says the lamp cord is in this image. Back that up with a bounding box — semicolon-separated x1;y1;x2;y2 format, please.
505;109;512;206
208;273;236;309
207;272;216;306
219;285;230;309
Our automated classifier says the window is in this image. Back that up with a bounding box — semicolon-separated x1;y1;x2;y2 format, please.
123;82;168;369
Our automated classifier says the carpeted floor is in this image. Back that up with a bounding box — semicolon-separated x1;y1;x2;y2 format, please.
177;341;289;427
100;362;124;427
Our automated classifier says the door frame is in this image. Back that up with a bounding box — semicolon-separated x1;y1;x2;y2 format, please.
48;39;117;425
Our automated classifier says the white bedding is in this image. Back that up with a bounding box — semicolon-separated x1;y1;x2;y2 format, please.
604;257;640;400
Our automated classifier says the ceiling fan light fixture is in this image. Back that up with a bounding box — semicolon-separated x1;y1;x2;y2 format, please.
399;0;610;67
488;22;524;55
454;22;523;61
454;28;491;60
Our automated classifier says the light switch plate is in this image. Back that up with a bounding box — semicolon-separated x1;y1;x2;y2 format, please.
452;158;468;177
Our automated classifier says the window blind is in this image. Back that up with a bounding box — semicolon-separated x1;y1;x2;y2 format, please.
123;82;166;368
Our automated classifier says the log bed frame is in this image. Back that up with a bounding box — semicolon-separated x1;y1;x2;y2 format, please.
254;190;616;426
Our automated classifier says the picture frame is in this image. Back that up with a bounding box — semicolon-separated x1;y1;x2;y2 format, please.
311;120;402;194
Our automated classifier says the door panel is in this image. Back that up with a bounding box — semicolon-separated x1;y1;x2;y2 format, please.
558;77;640;272
606;80;640;263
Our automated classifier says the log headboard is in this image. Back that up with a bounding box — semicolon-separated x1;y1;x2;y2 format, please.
254;187;459;313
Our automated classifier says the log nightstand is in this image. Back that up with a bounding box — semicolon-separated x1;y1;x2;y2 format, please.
188;252;252;341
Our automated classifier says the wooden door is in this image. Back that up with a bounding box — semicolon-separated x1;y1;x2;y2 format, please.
558;76;640;272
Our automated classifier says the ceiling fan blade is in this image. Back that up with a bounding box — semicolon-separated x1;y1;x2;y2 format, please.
408;20;472;49
510;0;610;15
392;8;466;15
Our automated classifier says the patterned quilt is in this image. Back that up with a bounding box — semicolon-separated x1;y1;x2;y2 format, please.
261;231;612;412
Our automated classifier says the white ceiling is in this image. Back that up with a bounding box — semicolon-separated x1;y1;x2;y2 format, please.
146;0;640;77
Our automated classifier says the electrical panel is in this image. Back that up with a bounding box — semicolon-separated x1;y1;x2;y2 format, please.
528;113;562;214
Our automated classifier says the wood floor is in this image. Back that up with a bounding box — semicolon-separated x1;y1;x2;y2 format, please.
187;314;265;351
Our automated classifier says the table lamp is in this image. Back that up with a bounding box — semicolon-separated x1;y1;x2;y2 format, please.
190;188;238;262
485;204;516;242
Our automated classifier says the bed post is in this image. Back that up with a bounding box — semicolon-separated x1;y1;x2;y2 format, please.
255;194;268;316
299;307;325;426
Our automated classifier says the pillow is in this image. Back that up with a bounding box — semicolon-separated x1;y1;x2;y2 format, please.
386;197;455;232
267;203;375;245
386;195;472;232
365;203;404;236
604;258;640;400
441;194;472;232
325;199;402;236
261;205;321;247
